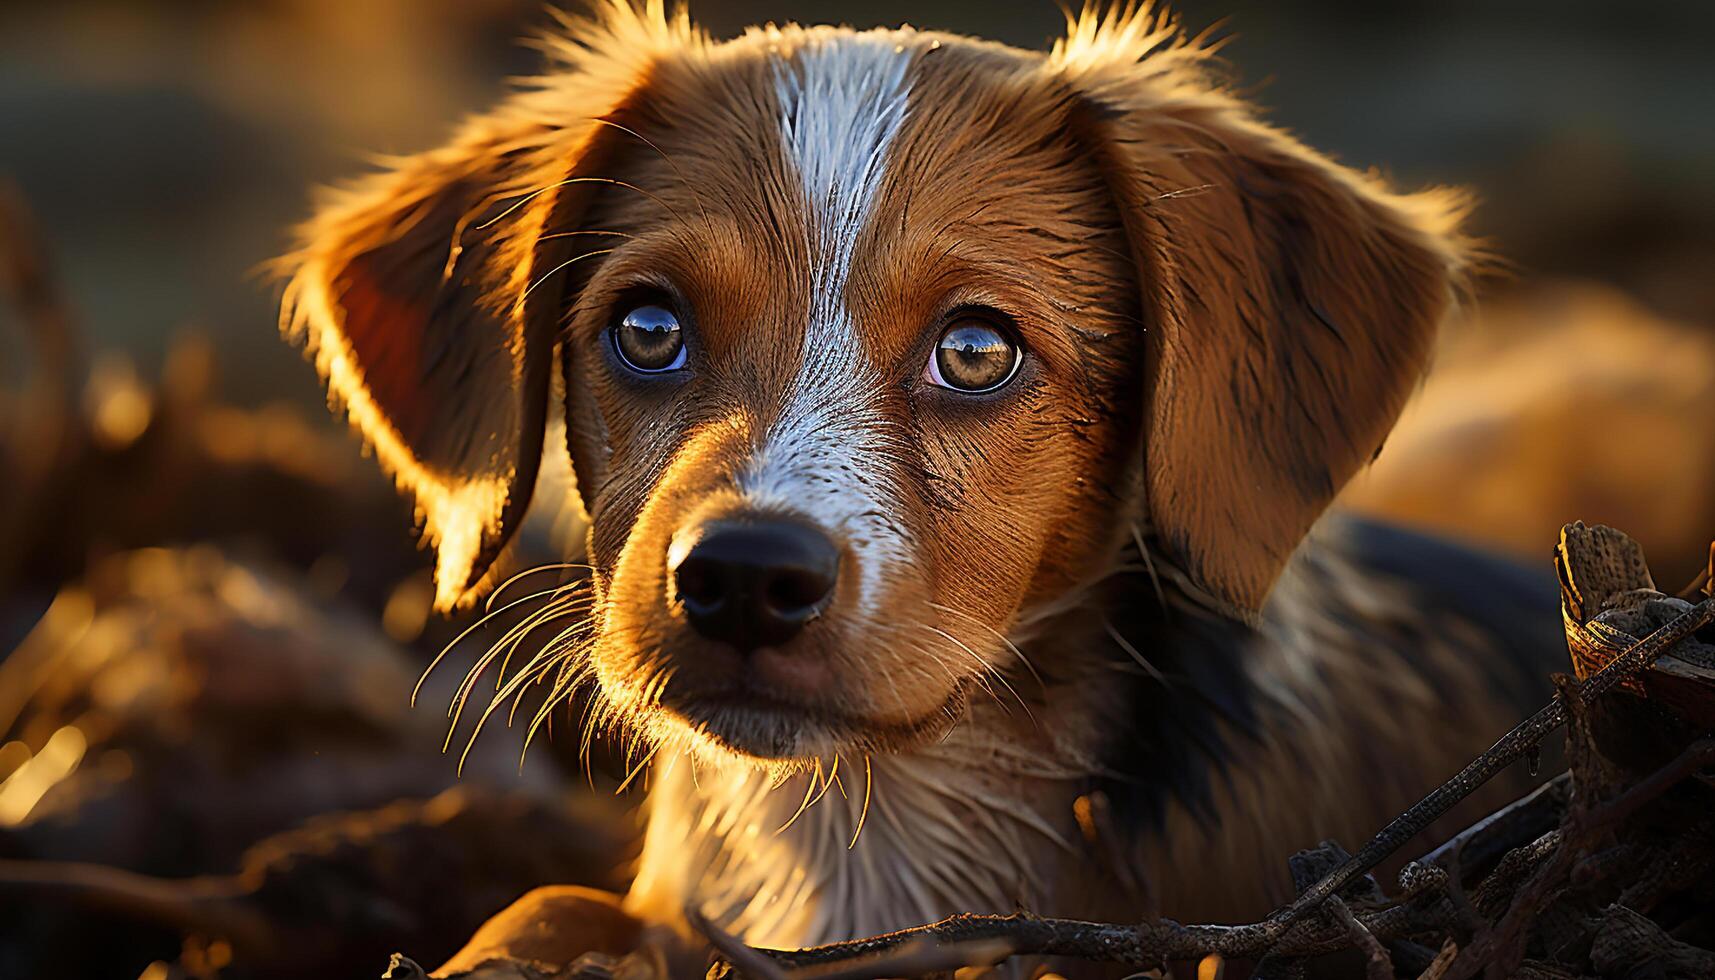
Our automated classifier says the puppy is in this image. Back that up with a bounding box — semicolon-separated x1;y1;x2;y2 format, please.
280;0;1562;964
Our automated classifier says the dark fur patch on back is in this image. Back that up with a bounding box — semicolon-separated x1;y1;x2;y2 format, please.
1096;517;1565;834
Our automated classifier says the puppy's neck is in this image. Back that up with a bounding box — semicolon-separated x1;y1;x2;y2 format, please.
624;702;1101;950
620;555;1196;951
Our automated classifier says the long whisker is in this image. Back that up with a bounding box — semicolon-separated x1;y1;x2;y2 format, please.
774;763;822;835
528;664;591;763
485;562;594;614
446;608;583;751
509;620;598;721
444;588;595;745
1130;523;1170;614
928;601;1044;689
491;593;595;690
522;248;615;299
503;628;591;726
1105;618;1167;684
820;754;841;803
901;637;1000;712
535;229;635;243
614;739;663;795
458;643;572;775
451;590;591;719
848;755;873;849
920;623;1035;725
469;175;675;233
413;577;589;704
525;622;651;763
584;117;715;237
830;764;847;799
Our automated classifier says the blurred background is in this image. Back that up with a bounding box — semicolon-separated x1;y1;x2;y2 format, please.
1;1;1711;977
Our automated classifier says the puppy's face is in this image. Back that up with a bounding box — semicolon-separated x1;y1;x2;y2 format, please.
556;36;1140;760
284;8;1467;768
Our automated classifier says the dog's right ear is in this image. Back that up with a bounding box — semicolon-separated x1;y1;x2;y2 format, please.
1051;6;1471;618
280;1;695;611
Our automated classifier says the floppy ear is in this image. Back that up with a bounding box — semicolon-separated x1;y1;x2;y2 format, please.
1052;8;1472;616
280;1;695;611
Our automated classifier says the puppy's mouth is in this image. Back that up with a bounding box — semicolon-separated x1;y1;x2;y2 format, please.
656;681;970;762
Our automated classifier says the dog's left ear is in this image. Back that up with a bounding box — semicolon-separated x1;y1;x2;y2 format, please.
1052;10;1472;617
280;3;693;611
280;119;581;612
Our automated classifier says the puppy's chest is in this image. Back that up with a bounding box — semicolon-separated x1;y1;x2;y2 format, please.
626;751;1091;950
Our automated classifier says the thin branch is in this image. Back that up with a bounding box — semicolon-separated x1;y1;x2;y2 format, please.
1266;597;1714;935
1326;897;1391;980
743;907;1446;977
688;908;789;980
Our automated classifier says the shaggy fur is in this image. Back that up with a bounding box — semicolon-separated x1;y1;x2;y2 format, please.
279;0;1559;963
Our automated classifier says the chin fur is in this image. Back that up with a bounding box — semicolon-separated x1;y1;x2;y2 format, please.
611;675;975;772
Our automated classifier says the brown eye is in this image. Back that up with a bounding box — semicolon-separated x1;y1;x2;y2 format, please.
612;304;686;373
926;318;1021;393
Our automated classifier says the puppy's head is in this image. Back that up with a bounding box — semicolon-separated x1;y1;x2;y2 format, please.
282;3;1467;766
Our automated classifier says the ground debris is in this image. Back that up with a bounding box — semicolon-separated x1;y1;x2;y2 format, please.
0;546;632;979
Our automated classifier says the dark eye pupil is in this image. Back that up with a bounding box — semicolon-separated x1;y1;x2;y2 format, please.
614;304;683;372
935;322;1017;391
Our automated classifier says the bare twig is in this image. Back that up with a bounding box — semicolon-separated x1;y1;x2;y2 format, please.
1325;896;1391;980
688;908;789;980
731;906;1451;978
1267;597;1714;936
1423;775;1567;875
1418;939;1459;980
0;859;270;953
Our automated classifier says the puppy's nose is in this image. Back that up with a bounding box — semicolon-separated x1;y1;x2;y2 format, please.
671;519;839;652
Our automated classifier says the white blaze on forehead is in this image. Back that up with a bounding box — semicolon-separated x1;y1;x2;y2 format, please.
743;33;915;609
775;33;912;308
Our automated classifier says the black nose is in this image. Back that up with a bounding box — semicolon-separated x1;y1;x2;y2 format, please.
671;519;840;652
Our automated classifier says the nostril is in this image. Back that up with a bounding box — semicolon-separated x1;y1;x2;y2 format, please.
674;558;724;610
763;568;834;617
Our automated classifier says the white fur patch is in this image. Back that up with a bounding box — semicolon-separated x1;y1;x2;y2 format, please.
741;34;916;611
626;734;1084;950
